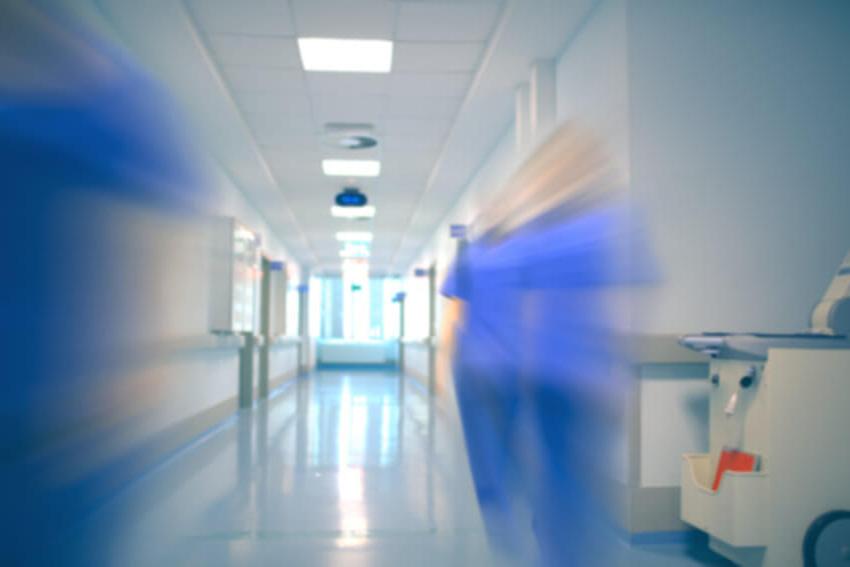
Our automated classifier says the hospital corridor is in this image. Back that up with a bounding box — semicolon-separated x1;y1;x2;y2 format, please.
2;1;850;566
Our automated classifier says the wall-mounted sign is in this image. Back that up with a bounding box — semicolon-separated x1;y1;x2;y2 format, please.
450;224;467;239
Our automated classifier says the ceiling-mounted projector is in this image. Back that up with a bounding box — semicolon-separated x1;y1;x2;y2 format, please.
335;187;368;207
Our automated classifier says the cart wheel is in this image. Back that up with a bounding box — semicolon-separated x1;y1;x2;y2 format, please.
803;510;850;567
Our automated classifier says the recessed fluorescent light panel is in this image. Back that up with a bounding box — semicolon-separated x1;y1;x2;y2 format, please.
331;205;376;219
322;159;381;177
336;231;374;242
298;38;393;73
340;240;370;259
340;247;370;259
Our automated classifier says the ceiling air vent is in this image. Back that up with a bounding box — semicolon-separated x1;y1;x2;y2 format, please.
324;122;378;150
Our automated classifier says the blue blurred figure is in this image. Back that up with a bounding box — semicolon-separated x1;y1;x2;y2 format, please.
442;124;655;566
441;236;529;559
1;3;200;564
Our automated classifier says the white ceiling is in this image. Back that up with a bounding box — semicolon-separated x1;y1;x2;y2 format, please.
86;0;596;275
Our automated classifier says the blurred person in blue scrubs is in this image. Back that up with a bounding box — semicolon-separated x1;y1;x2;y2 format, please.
441;124;656;566
440;234;530;560
1;2;202;564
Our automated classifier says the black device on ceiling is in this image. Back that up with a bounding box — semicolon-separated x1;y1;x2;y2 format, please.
335;187;368;207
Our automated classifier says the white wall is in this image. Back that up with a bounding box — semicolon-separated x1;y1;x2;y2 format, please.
629;0;850;333
403;271;432;340
406;0;630;393
37;72;303;501
54;156;304;486
639;365;710;487
417;0;850;339
406;2;850;432
405;126;517;340
392;0;850;536
269;342;299;384
556;0;630;180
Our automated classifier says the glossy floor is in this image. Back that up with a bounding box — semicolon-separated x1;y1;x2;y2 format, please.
68;370;730;566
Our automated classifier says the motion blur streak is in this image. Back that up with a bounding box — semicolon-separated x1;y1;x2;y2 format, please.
441;124;656;566
1;3;206;564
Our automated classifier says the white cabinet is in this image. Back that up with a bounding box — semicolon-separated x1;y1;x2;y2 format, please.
209;217;260;333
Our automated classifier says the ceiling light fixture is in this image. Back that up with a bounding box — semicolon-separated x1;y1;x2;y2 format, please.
331;205;376;219
322;159;381;177
340;248;370;259
336;231;374;242
298;38;393;73
342;240;370;252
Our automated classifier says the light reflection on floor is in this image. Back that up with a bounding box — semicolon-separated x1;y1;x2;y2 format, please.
64;369;730;566
67;370;493;566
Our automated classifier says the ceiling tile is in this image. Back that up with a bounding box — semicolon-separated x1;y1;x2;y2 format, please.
373;207;412;221
370;243;398;255
259;136;320;155
379;168;434;192
234;90;312;116
311;94;387;124
395;2;501;42
386;95;461;119
389;72;471;98
379;147;436;167
262;145;321;170
394;41;485;72
269;173;332;199
243;110;315;142
384;117;452;137
189;0;295;36
375;186;428;205
382;138;443;160
306;73;389;97
290;0;395;39
378;155;435;178
268;169;326;193
207;34;301;67
221;65;306;93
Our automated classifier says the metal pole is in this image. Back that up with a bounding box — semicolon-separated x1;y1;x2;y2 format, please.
298;284;309;375
427;264;437;394
238;332;255;409
258;257;272;399
398;296;405;374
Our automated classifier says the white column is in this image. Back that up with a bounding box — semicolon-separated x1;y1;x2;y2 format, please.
530;59;557;141
298;283;310;374
514;82;531;155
